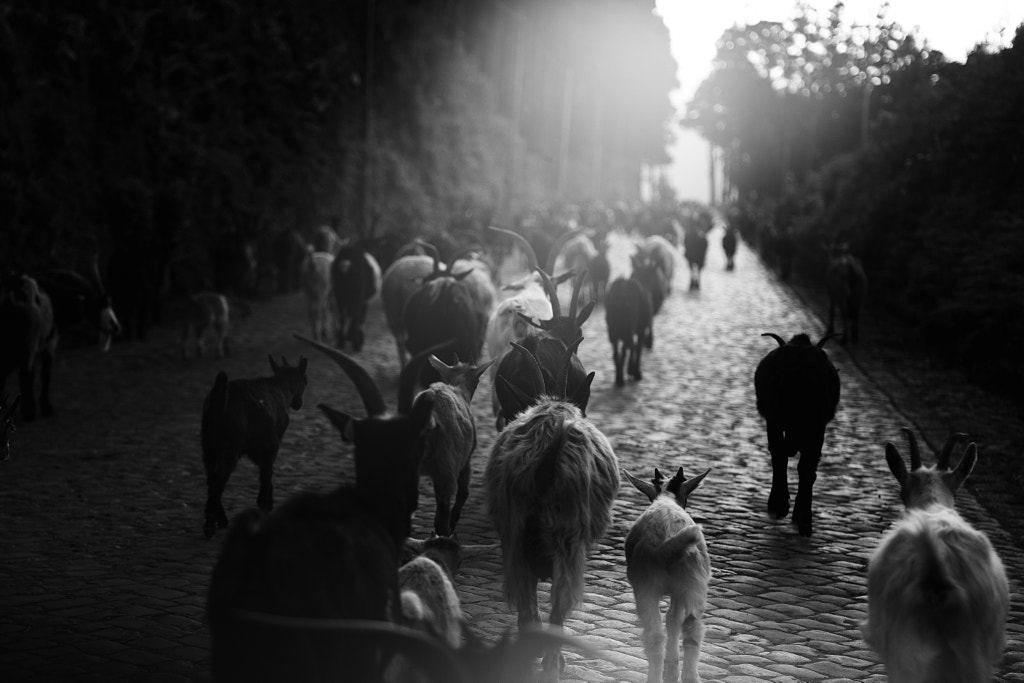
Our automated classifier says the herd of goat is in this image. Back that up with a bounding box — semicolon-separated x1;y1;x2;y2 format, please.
0;218;1010;682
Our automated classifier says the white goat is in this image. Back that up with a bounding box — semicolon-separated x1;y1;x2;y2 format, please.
181;291;231;358
416;355;493;536
623;466;711;683
300;248;335;343
399;535;463;648
485;342;619;682
862;430;1009;683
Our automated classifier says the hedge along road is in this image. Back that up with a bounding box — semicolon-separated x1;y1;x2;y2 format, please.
1;228;1022;682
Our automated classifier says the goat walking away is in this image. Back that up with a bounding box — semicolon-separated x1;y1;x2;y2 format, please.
416;355;493;537
383;244;439;369
863;430;1008;683
181;291;232;359
486;341;618;682
825;248;867;344
682;227;708;291
200;355;308;538
0;273;57;421
302;247;335;343
623;466;711;683
207;337;441;683
605;255;656;387
754;332;840;536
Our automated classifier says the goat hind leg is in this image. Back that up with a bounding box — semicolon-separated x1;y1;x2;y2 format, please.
448;465;471;533
680;613;704;683
767;424;793;519
635;589;666;683
793;436;823;536
204;472;230;537
613;341;626;387
256;454;277;512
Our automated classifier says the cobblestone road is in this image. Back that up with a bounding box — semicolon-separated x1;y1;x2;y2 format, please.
2;230;1022;682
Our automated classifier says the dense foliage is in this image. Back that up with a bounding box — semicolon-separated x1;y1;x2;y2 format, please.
0;0;677;287
687;3;1024;387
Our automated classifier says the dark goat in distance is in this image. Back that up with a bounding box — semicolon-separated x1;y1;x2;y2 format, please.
207;337;442;683
200;354;308;538
825;248;867;343
0;273;56;421
486;340;618;681
331;242;382;352
636;235;675;313
589;234;611;303
722;226;738;271
754;332;840;536
683;227;709;291
383;241;442;369
605;255;655;387
34;261;122;351
1;394;20;460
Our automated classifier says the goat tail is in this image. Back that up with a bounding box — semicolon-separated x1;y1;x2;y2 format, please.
533;417;572;494
916;526;958;606
209;371;230;412
659;525;704;566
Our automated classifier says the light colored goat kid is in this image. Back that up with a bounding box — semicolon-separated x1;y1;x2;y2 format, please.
181;291;232;358
863;430;1009;683
623;466;711;683
302;247;335;343
416;355;493;536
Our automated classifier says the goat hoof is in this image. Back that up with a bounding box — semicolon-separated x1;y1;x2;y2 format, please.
793;512;813;536
767;494;790;520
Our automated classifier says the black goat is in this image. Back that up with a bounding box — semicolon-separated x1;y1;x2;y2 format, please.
494;336;594;427
589;234;610;303
683;227;709;291
722;227;738;271
825;249;867;344
405;256;487;386
200;355;309;538
605;259;655;387
35;260;122;351
331;242;382;352
754;332;840;536
206;337;439;683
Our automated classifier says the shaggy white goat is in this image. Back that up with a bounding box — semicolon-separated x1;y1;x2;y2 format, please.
623;466;711;683
862;430;1009;683
485;395;619;682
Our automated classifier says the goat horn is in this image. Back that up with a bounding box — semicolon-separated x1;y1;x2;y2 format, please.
398;338;458;414
545;228;584;276
936;432;969;470
569;269;588;320
225;612;473;683
295;334;388;417
901;427;922;470
487;225;537;271
761;332;786;347
817;332;842;349
534;267;561;318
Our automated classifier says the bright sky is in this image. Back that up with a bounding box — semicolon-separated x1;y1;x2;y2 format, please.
654;0;1024;202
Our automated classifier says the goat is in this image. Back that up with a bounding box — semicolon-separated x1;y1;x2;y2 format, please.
200;354;309;538
450;247;497;317
416;355;493;536
181;291;232;359
722;226;738;272
301;247;335;344
272;228;308;294
825;246;867;344
862;430;1009;683
588;234;611;303
0;273;57;421
605;257;655;387
637;234;676;311
753;332;840;536
683;227;709;291
34;260;122;352
207;337;442;683
405;252;487;387
623;466;711;683
485;341;618;681
331;242;382;352
548;231;599;310
383;245;440;369
1;394;20;461
313;224;345;255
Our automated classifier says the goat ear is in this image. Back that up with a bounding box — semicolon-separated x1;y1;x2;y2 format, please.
947;442;977;492
885;442;908;486
268;354;280;374
623;469;659;502
570;372;595;415
576;300;595;327
280;355;290;367
677;467;711;502
319;404;356;443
